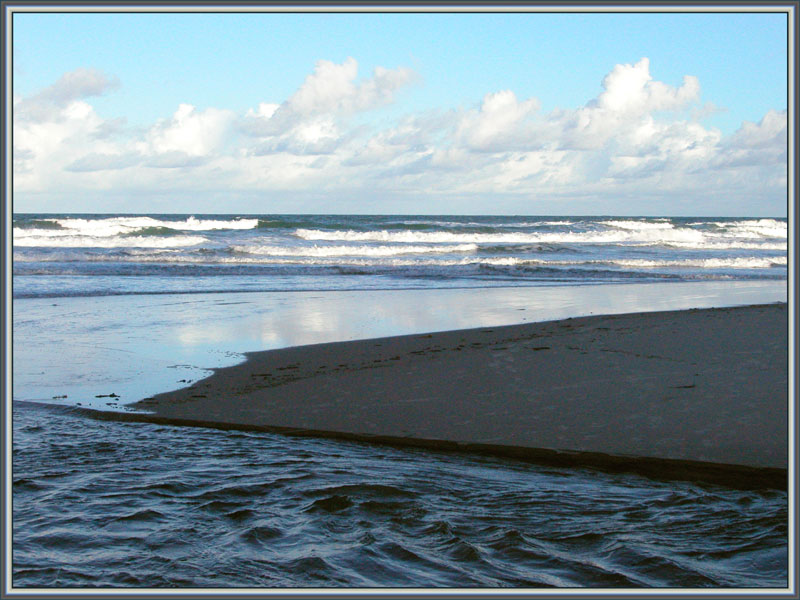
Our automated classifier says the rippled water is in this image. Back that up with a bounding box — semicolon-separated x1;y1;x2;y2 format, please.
13;214;787;299
13;402;788;589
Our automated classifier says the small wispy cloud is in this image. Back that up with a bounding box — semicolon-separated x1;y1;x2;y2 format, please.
16;67;119;123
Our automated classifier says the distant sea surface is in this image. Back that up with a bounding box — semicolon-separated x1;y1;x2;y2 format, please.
11;214;789;589
13;214;787;297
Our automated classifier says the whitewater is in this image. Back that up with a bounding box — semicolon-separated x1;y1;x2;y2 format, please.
12;214;788;298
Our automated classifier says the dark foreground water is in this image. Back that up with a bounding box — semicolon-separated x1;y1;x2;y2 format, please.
13;402;788;589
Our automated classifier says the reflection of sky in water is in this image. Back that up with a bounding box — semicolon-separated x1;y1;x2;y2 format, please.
13;281;786;411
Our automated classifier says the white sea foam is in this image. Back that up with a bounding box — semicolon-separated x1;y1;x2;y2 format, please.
696;219;788;239
450;220;575;228
658;241;787;250
13;216;258;239
12;214;788;296
294;220;789;247
600;220;675;230
16;250;784;271
607;257;787;269
495;257;786;269
293;227;709;245
460;256;786;269
232;243;478;257
14;235;207;248
723;219;788;239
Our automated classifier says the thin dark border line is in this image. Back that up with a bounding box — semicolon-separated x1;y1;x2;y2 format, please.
1;1;6;598
2;8;797;13
4;4;11;599
1;1;796;6
786;3;800;592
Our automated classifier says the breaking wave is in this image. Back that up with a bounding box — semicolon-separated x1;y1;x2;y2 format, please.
12;214;787;297
293;228;712;245
14;235;207;248
231;243;479;257
13;216;257;239
293;220;786;247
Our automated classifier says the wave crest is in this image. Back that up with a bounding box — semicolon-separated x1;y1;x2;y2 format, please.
14;235;207;248
13;216;258;239
231;243;478;257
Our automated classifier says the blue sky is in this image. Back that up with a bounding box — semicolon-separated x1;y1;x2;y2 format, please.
11;8;790;215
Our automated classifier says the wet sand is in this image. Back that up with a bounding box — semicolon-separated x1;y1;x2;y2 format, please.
129;303;788;488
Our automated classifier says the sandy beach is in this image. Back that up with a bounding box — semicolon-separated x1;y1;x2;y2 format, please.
124;303;789;488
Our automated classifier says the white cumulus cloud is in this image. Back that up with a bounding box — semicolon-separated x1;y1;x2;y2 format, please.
286;57;416;116
711;110;787;169
12;58;787;215
240;57;417;156
455;90;542;152
145;103;235;157
595;57;699;113
558;57;701;150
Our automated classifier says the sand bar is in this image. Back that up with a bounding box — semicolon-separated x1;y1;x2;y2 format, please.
16;280;784;411
125;303;788;488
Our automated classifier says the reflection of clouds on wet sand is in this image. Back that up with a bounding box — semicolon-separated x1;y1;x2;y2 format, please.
14;280;785;411
145;303;788;476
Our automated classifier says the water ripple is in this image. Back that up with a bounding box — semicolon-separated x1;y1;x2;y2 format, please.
13;402;788;588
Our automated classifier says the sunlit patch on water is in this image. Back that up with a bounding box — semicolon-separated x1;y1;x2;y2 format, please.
12;402;788;589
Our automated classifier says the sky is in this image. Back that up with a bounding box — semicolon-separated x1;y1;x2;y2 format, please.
10;8;790;216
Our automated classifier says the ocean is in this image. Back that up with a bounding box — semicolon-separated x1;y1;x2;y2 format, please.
10;214;789;588
13;214;788;298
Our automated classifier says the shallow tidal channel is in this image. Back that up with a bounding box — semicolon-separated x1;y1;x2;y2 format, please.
13;401;788;588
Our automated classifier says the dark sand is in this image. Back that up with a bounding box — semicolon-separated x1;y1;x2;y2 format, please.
127;304;788;488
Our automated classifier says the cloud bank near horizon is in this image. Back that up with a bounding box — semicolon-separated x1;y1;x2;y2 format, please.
13;57;787;215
